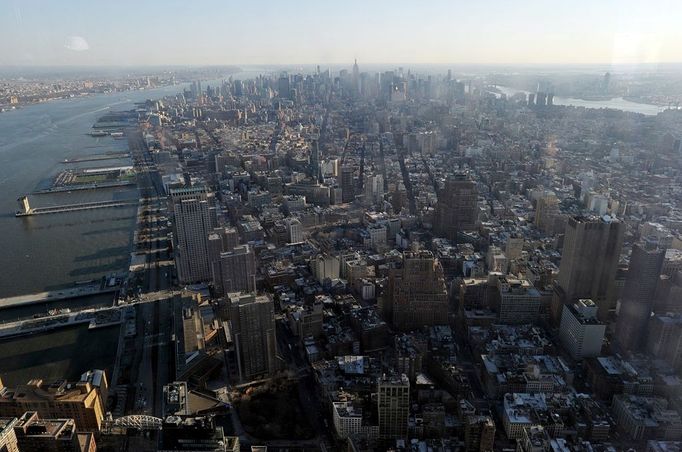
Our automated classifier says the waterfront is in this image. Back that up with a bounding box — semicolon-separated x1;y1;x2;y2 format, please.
0;322;119;386
0;84;186;298
494;85;667;116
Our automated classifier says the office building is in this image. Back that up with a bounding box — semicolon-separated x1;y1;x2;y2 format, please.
160;415;236;452
365;174;385;204
534;192;562;235
13;411;96;452
0;371;108;432
612;395;682;441
332;401;365;439
464;415;495;452
309;139;321;183
560;299;606;359
505;236;524;261
0;417;18;452
311;253;340;283
212;245;256;296
434;172;478;241
647;314;682;370
207;226;240;287
558;215;624;320
228;293;277;382
284;217;303;244
383;250;448;331
171;187;215;284
616;241;665;351
340;165;354;203
277;75;290;99
377;374;409;440
496;276;541;325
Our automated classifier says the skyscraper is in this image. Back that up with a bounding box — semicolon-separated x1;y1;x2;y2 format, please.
309;139;321;183
352;59;360;97
377;374;410;441
171;187;215;284
228;293;277;382
616;240;665;351
464;415;496;452
212;245;257;296
340;165;354;203
434;172;478;241
278;74;290;100
557;215;624;320
383;250;449;331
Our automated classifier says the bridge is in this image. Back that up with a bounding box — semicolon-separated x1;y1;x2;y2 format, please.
103;414;163;433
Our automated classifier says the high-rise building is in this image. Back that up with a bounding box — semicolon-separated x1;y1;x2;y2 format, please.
464;415;496;452
171;187;215;284
364;174;385;204
505;236;524;261
559;299;606;359
352;59;360;97
309;139;321;183
0;418;18;452
12;411;96;452
616;240;665;351
534;192;562;234
278;74;290;99
557;215;624;320
383;250;448;331
495;276;541;324
0;371;108;432
284;217;303;244
212;245;257;296
340;166;355;203
311;253;340;283
434;172;478;241
228;293;277;382
377;374;409;441
208;227;241;294
647;314;682;370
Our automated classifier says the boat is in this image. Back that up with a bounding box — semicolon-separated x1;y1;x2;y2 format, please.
90;131;108;137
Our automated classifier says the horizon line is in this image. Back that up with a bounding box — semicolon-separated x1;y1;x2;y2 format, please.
2;61;682;69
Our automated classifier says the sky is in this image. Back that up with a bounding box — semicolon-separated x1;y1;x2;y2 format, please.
1;0;681;67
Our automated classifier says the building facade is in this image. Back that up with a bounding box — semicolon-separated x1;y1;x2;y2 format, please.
228;293;277;382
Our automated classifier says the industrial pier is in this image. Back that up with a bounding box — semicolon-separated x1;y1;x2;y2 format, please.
15;196;137;217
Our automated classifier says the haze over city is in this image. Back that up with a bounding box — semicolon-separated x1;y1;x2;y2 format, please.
2;1;682;452
2;0;682;66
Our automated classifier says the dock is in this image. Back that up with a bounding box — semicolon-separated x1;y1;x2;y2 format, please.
15;198;138;217
0;285;119;310
32;180;134;194
61;153;130;163
0;306;122;339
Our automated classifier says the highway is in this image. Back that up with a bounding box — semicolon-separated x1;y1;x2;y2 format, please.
113;129;175;417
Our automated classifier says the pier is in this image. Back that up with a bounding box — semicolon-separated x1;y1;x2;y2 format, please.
0;285;119;310
15;196;138;217
32;180;134;194
61;152;130;163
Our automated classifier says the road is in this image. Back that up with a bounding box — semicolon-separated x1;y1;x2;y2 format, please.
111;129;176;417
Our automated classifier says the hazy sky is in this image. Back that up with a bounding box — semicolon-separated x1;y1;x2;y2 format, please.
1;0;681;67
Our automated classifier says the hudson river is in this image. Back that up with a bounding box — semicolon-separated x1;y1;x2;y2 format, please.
0;84;184;297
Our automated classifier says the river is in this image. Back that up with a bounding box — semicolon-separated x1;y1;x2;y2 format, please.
494;85;666;116
0;83;188;298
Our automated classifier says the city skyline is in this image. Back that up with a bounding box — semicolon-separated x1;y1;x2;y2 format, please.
2;0;682;67
1;3;682;449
